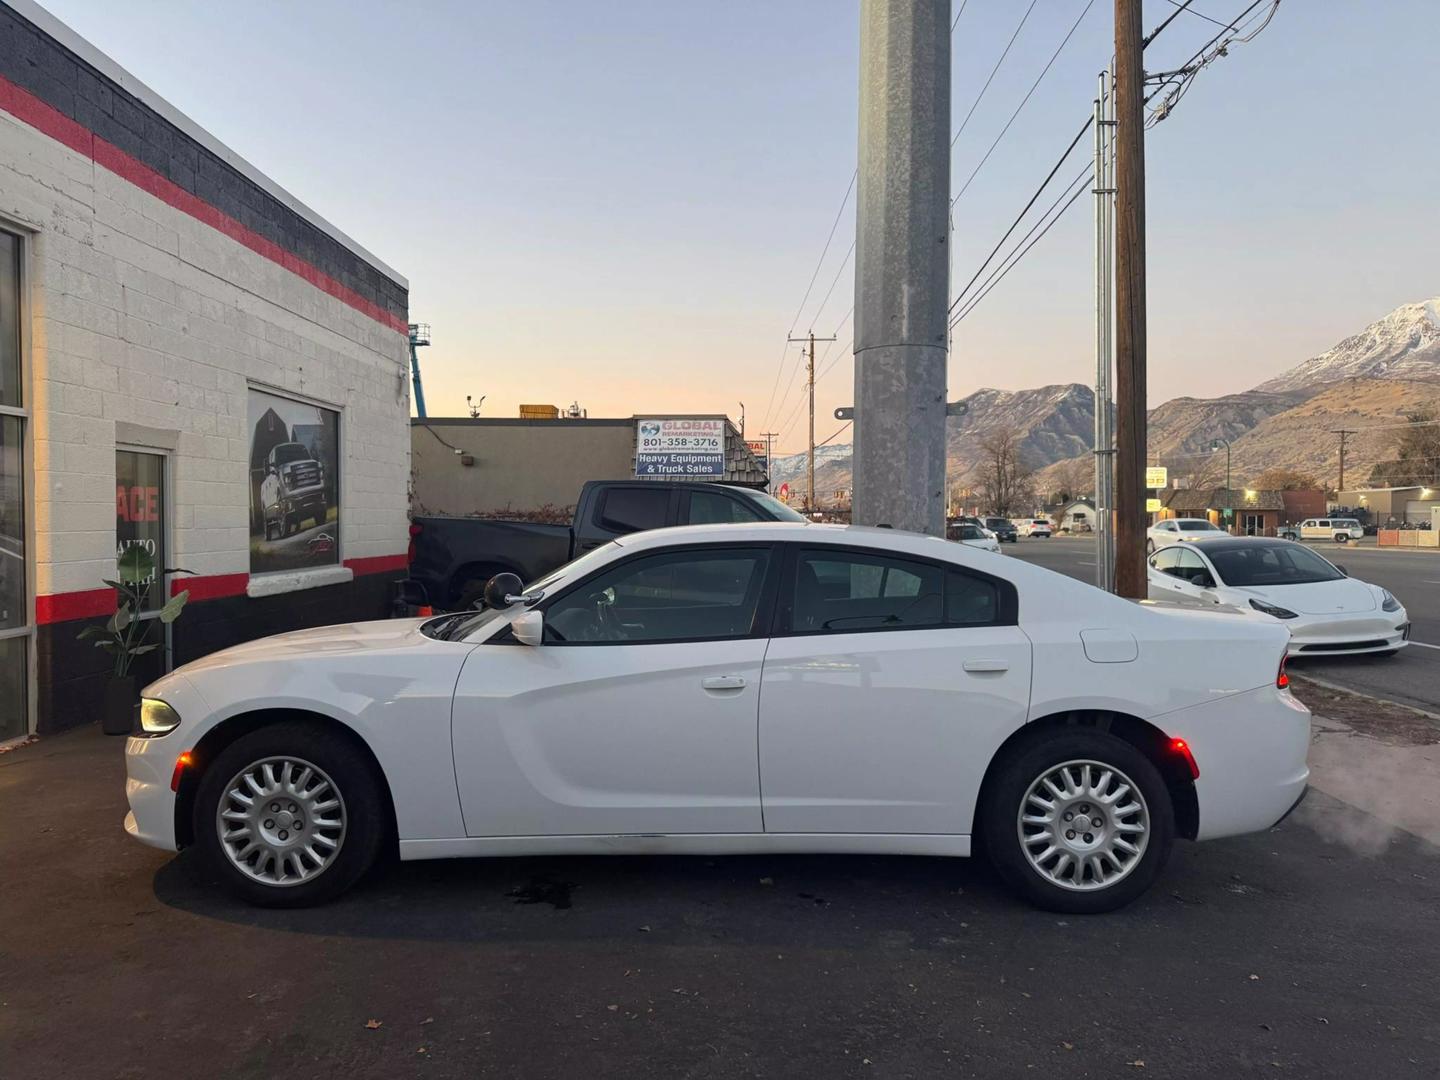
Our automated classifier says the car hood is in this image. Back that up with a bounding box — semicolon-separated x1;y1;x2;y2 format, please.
1228;578;1377;615
177;618;432;673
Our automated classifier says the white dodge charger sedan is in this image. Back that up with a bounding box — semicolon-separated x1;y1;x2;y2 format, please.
1147;536;1410;657
122;523;1310;913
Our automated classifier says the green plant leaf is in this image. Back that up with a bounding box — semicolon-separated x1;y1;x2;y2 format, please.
76;625;109;641
117;544;157;585
95;641;122;655
101;579;124;592
158;589;189;624
129;644;160;656
109;605;132;634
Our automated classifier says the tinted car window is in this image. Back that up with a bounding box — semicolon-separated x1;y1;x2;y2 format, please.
1151;548;1181;574
688;491;763;524
1178;520;1217;532
598;487;669;532
791;550;1000;633
544;547;770;644
1208;543;1343;586
958;525;986;540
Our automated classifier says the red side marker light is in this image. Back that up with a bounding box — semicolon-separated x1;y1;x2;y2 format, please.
1276;656;1290;690
1170;738;1200;780
170;751;194;792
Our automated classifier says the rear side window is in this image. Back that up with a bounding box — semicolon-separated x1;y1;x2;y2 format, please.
790;549;1002;633
598;487;669;532
688;491;763;524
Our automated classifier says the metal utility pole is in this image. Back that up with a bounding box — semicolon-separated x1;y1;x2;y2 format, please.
1112;0;1147;598
1331;428;1356;492
853;0;951;536
1092;72;1116;592
759;431;779;491
738;402;745;437
789;331;837;512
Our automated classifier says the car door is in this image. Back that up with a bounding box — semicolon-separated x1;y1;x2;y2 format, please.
757;545;1031;835
450;543;779;837
1148;546;1210;604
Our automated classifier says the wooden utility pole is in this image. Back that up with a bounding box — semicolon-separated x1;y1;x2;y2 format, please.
1332;428;1357;492
790;331;835;512
1112;0;1147;598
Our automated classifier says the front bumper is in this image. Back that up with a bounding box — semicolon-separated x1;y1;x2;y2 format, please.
1286;613;1410;657
123;734;182;851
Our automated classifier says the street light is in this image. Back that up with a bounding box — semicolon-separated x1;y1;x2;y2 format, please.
1210;437;1232;531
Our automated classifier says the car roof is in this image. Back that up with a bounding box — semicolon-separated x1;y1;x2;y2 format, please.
1183;536;1302;550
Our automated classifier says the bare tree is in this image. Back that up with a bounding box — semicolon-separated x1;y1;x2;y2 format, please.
1049;456;1092;502
976;428;1034;517
1250;466;1321;491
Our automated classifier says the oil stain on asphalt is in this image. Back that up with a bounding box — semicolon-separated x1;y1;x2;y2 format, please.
506;876;577;909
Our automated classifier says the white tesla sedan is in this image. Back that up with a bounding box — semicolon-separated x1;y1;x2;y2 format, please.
1147;536;1409;657
122;523;1310;914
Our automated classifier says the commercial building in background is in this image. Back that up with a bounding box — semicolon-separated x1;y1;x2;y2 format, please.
0;0;410;738
411;414;765;518
1335;486;1439;526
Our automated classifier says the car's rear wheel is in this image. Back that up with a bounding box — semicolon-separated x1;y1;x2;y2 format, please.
982;731;1174;914
193;723;386;907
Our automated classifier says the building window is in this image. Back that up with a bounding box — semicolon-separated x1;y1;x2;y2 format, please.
115;450;167;611
0;227;28;741
246;387;340;573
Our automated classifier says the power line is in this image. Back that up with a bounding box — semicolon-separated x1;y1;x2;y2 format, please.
950;0;1039;149
953;0;1099;205
950;0;971;33
1161;0;1228;31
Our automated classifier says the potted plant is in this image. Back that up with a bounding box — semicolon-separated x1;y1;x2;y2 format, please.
78;545;190;734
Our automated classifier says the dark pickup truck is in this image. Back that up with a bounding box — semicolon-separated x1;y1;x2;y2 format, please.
407;479;804;609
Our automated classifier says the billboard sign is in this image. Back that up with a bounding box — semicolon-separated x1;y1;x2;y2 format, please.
1145;497;1162;512
745;438;769;470
1145;466;1168;489
635;418;725;478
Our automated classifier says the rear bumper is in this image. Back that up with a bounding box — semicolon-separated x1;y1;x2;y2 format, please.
1159;685;1312;842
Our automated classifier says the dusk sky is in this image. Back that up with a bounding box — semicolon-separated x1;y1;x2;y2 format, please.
42;0;1440;454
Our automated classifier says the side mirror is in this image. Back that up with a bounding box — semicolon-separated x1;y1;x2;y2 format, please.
1200;589;1221;605
483;572;525;609
512;609;544;646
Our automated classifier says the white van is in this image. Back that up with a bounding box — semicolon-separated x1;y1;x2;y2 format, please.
1295;518;1364;543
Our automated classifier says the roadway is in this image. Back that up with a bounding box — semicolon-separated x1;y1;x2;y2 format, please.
1005;536;1440;714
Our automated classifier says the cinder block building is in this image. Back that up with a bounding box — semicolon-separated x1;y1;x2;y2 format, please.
0;0;411;739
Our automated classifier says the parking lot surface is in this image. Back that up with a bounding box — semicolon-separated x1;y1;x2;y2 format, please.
2;725;1438;1079
1007;537;1440;714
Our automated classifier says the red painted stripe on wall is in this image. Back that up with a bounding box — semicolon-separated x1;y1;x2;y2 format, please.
0;72;406;336
38;555;409;624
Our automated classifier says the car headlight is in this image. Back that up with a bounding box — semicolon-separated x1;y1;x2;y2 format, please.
138;698;182;736
1249;598;1299;620
1381;589;1402;613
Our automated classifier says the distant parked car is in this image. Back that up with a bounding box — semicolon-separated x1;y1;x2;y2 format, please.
950;522;1001;553
983;517;1018;543
1296;518;1364;544
1146;536;1408;657
1017;519;1052;538
1147;517;1225;553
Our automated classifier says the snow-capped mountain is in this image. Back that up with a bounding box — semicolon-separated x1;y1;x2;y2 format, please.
1254;297;1440;395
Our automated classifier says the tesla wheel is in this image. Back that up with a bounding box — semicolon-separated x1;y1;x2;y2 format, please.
193;723;386;907
982;731;1174;914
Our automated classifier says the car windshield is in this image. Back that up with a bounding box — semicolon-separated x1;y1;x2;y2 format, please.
959;525;984;539
985;518;1008;528
425;542;623;641
1207;543;1345;587
735;488;807;522
272;443;309;464
1178;520;1219;532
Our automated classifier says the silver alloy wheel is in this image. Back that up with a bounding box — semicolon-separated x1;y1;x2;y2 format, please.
1017;758;1150;892
215;756;347;887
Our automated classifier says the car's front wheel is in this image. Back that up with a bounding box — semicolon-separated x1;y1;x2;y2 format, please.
193;723;386;907
982;731;1174;914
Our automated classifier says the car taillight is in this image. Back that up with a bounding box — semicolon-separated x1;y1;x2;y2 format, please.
1170;738;1199;780
1276;655;1290;690
408;522;422;565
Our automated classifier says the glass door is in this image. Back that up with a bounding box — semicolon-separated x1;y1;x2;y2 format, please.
115;449;169;672
1;228;27;741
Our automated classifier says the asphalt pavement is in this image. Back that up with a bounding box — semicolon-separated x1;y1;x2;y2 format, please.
1005;537;1440;714
1;725;1437;1079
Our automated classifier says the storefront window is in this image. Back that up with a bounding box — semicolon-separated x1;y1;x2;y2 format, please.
0;230;18;409
1;228;25;741
115;450;166;611
247;388;340;573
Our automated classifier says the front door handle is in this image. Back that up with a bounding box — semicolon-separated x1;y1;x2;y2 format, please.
701;675;747;691
963;659;1009;674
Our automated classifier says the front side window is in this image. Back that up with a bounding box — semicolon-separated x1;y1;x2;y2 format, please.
1150;548;1181;574
544;546;771;644
115;450;166;611
1173;547;1211;585
688;490;762;524
791;549;999;633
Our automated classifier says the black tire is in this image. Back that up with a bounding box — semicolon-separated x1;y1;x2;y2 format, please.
192;722;387;907
981;730;1174;914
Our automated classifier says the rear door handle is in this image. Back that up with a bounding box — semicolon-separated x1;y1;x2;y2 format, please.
701;675;747;691
963;659;1009;674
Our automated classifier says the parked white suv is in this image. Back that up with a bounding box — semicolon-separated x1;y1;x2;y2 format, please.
1293;518;1364;544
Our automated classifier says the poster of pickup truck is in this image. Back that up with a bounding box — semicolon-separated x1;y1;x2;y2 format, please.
247;388;340;573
